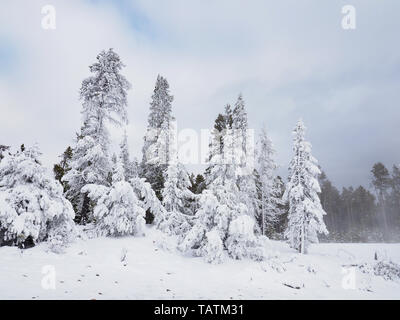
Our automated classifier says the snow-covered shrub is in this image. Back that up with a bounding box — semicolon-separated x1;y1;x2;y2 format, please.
0;145;76;250
357;262;373;275
178;223;207;257
356;259;400;282
47;217;76;253
153;230;179;252
83;161;146;237
179;188;267;263
203;229;225;264
158;210;194;237
306;264;318;274
226;215;266;261
373;260;400;281
261;259;287;273
177;191;217;257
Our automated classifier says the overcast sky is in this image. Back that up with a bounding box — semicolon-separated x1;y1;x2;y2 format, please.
1;0;399;189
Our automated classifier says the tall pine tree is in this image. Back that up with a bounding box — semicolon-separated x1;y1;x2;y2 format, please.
231;95;260;229
179;107;265;263
284;119;328;254
141;75;175;200
63;49;131;224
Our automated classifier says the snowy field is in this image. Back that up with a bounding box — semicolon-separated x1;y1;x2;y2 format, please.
1;226;399;300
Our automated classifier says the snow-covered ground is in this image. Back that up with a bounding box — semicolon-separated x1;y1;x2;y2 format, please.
1;226;399;300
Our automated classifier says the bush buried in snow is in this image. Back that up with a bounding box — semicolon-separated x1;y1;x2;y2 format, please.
0;145;76;251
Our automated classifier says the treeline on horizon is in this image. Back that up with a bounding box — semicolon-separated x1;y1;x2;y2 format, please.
317;163;400;243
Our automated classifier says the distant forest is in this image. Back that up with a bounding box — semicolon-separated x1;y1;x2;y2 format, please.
317;163;400;242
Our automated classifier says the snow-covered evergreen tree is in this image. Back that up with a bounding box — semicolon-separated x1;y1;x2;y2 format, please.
0;145;75;251
232;94;248;167
179;108;265;263
178;190;225;262
162;161;194;214
159;157;196;236
256;125;283;237
270;176;288;238
120;130;138;180
231;95;260;229
80;48;130;129
83;156;145;237
141;75;175;200
204;111;229;183
63;125;110;224
63;49;131;224
179;182;265;263
284;119;328;254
